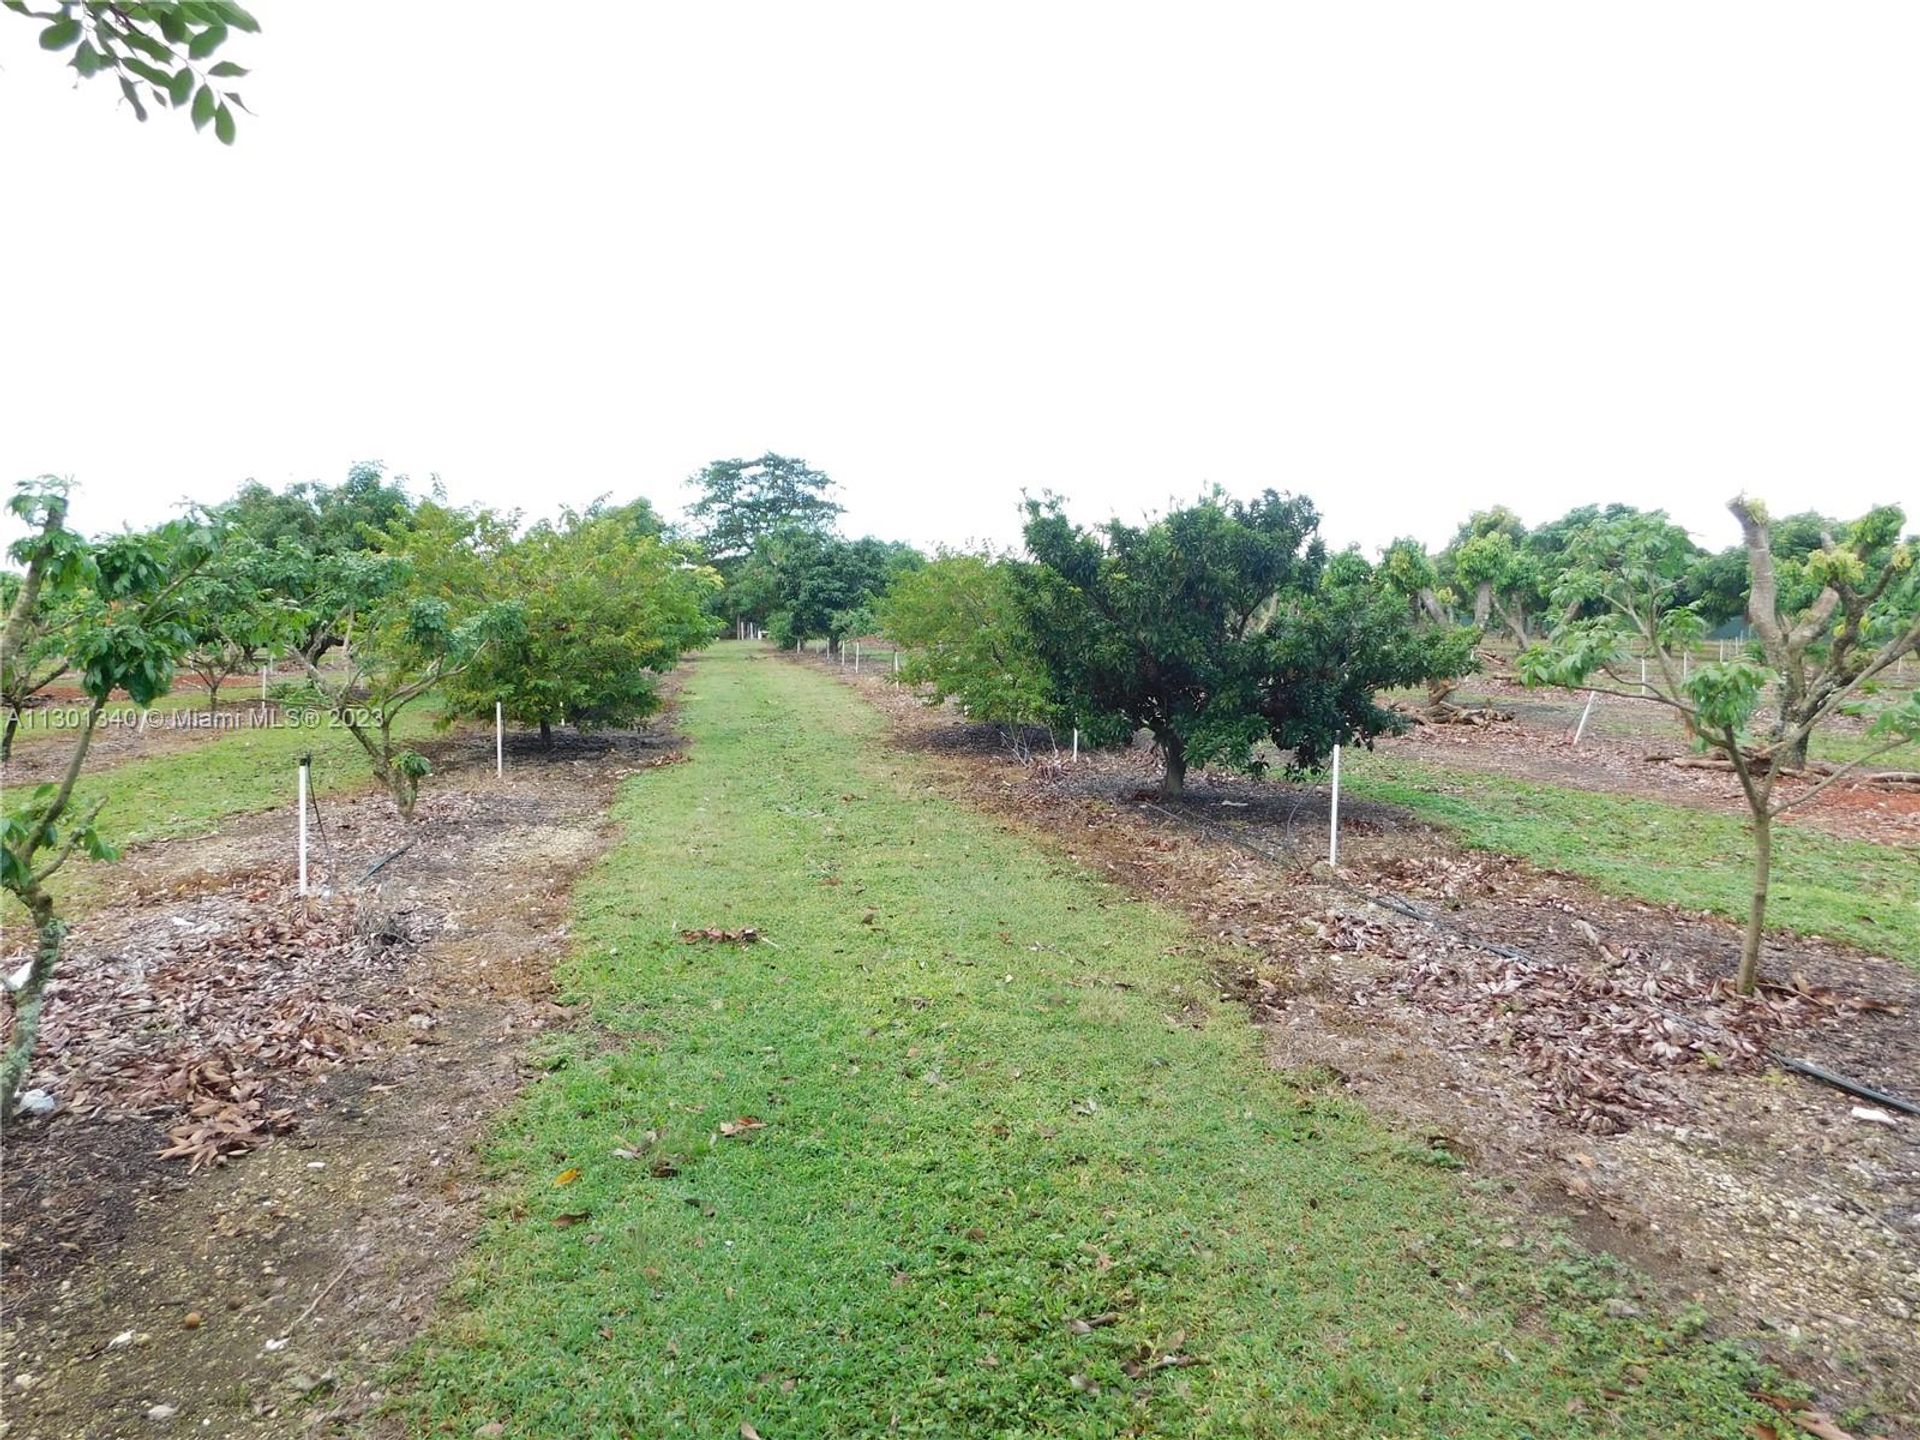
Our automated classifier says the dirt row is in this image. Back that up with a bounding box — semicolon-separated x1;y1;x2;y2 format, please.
1;724;675;1439
799;650;1920;1438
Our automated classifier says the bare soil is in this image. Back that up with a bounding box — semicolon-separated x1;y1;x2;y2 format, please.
808;651;1920;1438
0;720;675;1438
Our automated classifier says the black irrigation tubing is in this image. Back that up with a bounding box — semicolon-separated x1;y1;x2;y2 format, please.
359;840;417;885
1771;1054;1920;1117
1136;794;1920;1110
307;781;341;887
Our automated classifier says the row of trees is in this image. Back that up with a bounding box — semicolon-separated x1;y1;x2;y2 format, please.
1424;501;1875;646
874;492;1918;996
3;470;719;1107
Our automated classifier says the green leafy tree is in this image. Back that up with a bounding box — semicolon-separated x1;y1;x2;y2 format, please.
1378;537;1479;715
1016;490;1461;797
1438;508;1530;635
289;502;516;819
880;550;1059;732
1520;497;1920;993
6;0;257;142
178;537;297;717
0;568;79;762
737;530;921;652
686;454;843;569
444;504;720;746
3;479;213;1113
215;464;416;661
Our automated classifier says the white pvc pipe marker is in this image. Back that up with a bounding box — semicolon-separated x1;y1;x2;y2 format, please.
496;701;504;778
1573;689;1597;745
297;756;310;896
1327;744;1342;868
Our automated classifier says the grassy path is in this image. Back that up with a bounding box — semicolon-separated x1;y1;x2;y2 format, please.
397;647;1774;1437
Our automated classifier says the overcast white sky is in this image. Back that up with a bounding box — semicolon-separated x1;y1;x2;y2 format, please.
3;3;1916;557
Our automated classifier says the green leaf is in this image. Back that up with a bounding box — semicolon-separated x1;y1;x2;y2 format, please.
207;59;246;76
72;37;102;75
38;14;80;48
158;6;187;42
218;2;259;33
168;65;194;106
118;74;149;121
213;100;235;145
186;20;226;58
191;82;215;130
122;24;172;60
123;56;170;89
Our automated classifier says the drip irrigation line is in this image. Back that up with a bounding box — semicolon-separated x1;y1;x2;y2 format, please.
359;840;417;884
1133;799;1722;1042
1137;793;1916;1113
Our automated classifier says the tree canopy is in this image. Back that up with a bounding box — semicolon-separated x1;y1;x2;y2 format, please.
1015;490;1468;796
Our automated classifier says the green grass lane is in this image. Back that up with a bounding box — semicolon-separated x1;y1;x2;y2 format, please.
396;648;1777;1437
1343;751;1919;965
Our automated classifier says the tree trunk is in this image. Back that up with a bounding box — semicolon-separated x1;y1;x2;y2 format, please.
1473;581;1493;628
1737;811;1772;995
2;893;64;1114
1;707;18;763
206;678;221;719
540;718;553;749
1158;732;1188;798
1772;732;1809;773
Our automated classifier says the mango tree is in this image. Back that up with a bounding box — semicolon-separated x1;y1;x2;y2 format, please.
1520;499;1920;993
1017;490;1466;797
2;479;212;1113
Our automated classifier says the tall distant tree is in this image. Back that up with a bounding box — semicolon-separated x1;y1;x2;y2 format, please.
6;0;258;142
216;464;416;661
686;454;843;568
1017;491;1462;797
1521;497;1920;993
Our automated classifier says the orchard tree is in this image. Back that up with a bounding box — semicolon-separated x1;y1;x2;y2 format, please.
1520;497;1920;993
6;0;258;142
178;538;295;716
1440;508;1534;638
1017;490;1462;797
0;567;77;762
445;504;720;746
743;530;921;652
3;479;213;1113
290;503;516;819
216;464;416;662
1379;537;1478;716
880;550;1058;732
